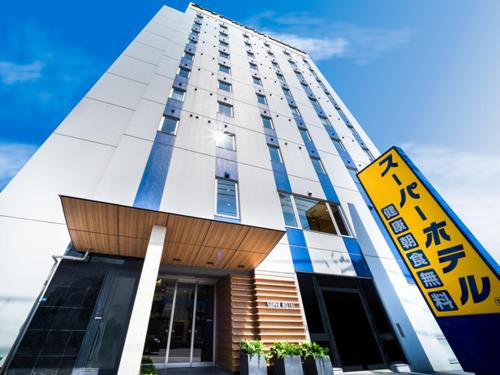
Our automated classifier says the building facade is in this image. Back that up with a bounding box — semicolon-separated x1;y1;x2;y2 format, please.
0;3;462;374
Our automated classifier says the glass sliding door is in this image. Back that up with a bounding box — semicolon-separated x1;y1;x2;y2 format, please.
142;278;215;369
192;284;215;364
142;279;175;366
168;283;196;364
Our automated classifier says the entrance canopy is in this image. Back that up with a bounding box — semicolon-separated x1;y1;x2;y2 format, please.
60;196;284;271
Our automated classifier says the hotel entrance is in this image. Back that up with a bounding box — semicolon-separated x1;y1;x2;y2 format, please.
142;276;216;368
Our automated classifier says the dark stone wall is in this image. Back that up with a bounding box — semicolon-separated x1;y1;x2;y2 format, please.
6;255;142;375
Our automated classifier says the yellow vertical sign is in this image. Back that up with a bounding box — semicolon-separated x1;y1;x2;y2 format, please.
358;147;499;317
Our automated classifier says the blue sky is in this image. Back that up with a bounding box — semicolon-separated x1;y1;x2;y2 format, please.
0;0;498;259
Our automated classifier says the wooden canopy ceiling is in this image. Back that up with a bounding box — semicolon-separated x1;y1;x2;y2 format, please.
60;196;284;271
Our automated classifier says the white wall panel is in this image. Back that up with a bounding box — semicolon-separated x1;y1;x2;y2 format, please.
56;98;134;146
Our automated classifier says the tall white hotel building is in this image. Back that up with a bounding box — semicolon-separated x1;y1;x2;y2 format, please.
0;3;462;374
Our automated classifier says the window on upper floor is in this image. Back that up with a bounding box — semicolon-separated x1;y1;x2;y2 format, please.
256;93;267;105
277;73;286;83
183;52;194;61
290;105;301;116
159;116;179;135
294;196;337;234
219;64;231;74
245;41;252;47
252;76;262;86
364;148;375;162
220;40;229;47
283;88;292;98
243;33;249;39
333;139;347;152
283;50;290;56
218;80;232;92
272;61;279;68
247;51;255;58
249;62;258;70
268;145;283;163
261;115;274;129
177;67;190;78
170;87;185;102
321;117;332;128
299;128;312;142
218;102;234;117
216;131;236;151
219;51;230;60
279;193;298;227
311;157;326;175
216;178;239;218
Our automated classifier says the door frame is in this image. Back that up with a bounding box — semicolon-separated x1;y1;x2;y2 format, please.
316;284;388;371
154;275;217;369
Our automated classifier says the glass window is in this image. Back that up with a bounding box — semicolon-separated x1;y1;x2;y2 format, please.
256;94;267;105
170;88;185;102
219;64;230;74
220;40;229;47
321;117;331;128
267;51;274;56
279;193;297;227
330;204;351;236
299;128;311;142
216;179;238;217
277;73;286;82
183;52;194;61
218;102;233;117
216;132;235;150
290;106;301;116
252;76;262;85
365;148;375;161
334;139;346;152
249;62;258;70
218;81;231;92
261;115;273;129
284;50;290;56
247;51;255;57
295;71;304;80
268;145;282;163
177;67;190;78
295;197;337;234
159;116;178;135
245;41;251;47
272;61;279;67
283;88;292;98
289;60;297;67
243;34;249;39
219;51;230;59
311;158;326;174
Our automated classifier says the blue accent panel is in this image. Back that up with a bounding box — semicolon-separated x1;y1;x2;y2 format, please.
342;237;372;278
215;158;238;180
134;133;175;210
286;228;314;272
214;215;241;224
437;314;500;375
271;161;292;193
397;146;499;275
317;174;339;203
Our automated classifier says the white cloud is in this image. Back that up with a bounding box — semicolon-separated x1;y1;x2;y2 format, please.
403;143;500;263
0;61;43;84
0;142;38;191
247;12;412;63
268;32;348;60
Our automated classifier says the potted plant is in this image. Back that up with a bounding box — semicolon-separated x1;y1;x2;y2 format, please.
270;341;303;375
140;357;158;375
301;342;333;375
240;340;267;375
